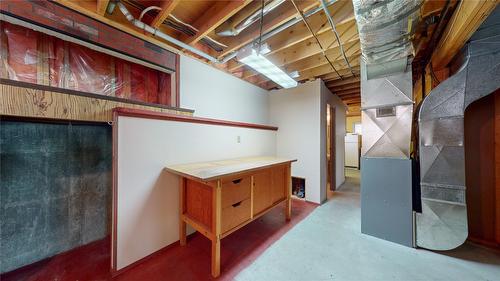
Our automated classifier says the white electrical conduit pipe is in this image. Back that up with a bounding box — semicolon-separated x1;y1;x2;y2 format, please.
116;2;236;63
320;0;355;76
138;5;228;49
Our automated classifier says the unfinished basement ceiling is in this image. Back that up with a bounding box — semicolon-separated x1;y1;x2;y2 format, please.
55;0;450;116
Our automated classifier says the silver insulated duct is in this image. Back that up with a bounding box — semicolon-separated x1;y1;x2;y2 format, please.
353;0;422;65
416;10;500;250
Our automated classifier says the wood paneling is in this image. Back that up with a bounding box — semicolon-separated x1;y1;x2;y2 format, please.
431;0;497;69
496;90;500;245
185;179;213;231
0;83;191;122
464;89;500;248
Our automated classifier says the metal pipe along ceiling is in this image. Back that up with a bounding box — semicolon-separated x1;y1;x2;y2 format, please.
216;0;286;37
116;0;336;67
320;0;355;77
116;2;236;64
416;18;500;250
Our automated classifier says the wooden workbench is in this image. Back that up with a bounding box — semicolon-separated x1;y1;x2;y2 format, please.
165;156;296;277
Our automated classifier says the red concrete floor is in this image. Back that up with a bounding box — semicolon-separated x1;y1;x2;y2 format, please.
1;199;316;281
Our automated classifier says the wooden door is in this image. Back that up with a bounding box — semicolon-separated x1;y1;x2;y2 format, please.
327;105;336;191
270;165;286;203
253;170;272;216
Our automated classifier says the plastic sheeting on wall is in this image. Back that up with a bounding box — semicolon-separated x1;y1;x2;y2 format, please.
0;21;173;106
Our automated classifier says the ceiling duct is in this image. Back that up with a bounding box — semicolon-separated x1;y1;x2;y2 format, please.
216;0;286;37
416;10;500;250
353;0;422;71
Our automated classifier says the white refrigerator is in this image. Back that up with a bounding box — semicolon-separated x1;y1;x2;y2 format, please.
345;133;360;168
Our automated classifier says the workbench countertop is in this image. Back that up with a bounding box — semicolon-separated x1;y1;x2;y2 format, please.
165;156;297;182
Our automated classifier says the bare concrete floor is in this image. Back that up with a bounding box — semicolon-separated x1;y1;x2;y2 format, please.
236;169;500;281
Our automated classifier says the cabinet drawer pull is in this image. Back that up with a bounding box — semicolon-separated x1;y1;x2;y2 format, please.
232;201;242;208
232;179;242;184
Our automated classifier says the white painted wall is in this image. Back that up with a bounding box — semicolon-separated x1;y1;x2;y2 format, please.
179;55;269;124
320;80;346;199
115;116;276;270
269;80;346;204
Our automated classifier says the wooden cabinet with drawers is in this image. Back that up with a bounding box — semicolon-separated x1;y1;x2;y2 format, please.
165;157;296;277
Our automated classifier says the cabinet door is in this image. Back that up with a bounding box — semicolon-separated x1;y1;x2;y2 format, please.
253;170;272;216
270;165;286;204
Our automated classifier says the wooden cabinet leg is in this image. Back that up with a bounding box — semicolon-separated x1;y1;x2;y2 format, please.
286;198;292;221
179;177;187;246
285;164;292;221
211;237;221;277
180;219;187;246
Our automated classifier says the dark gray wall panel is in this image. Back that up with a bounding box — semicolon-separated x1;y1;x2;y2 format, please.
361;157;413;247
0;120;112;273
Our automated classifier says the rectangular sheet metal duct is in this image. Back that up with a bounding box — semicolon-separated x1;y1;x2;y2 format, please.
360;57;414;247
361;60;413;159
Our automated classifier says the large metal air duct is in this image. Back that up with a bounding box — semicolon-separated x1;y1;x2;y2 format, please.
416;11;500;250
355;0;419;247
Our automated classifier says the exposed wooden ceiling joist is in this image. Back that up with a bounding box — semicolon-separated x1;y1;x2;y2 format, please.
325;76;360;86
431;0;497;69
328;81;360;92
243;38;359;83
180;0;252;45
342;97;361;104
265;1;355;55
335;87;360;95
150;0;182;28
227;18;356;73
297;49;360;81
96;0;109;16
320;67;359;82
217;1;320;58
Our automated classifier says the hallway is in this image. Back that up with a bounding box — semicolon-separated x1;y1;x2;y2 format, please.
235;169;500;281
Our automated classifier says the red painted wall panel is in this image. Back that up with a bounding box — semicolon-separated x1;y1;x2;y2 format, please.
1;21;174;107
0;0;176;71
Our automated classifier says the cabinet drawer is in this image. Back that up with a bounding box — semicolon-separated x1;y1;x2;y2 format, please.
221;198;251;233
221;176;251;208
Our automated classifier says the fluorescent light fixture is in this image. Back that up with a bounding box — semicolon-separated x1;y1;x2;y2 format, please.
289;70;299;78
238;47;298;89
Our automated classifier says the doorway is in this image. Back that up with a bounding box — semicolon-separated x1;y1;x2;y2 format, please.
464;89;500;248
327;104;336;199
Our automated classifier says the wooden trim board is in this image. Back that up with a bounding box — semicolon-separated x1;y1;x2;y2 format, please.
114;107;279;131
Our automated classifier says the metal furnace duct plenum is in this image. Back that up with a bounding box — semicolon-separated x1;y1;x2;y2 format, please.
416;28;500;250
359;58;414;247
361;61;413;159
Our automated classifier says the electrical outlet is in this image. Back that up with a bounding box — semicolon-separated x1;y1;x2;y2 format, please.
237;136;241;143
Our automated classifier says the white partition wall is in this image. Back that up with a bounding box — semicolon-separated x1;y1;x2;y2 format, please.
113;112;277;272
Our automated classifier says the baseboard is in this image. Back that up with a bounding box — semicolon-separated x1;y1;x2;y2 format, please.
111;232;198;277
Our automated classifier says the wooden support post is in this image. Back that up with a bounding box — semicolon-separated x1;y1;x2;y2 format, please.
179;177;186;246
285;164;292;221
211;180;222;277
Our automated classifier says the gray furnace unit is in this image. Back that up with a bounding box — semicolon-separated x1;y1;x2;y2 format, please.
354;0;419;248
